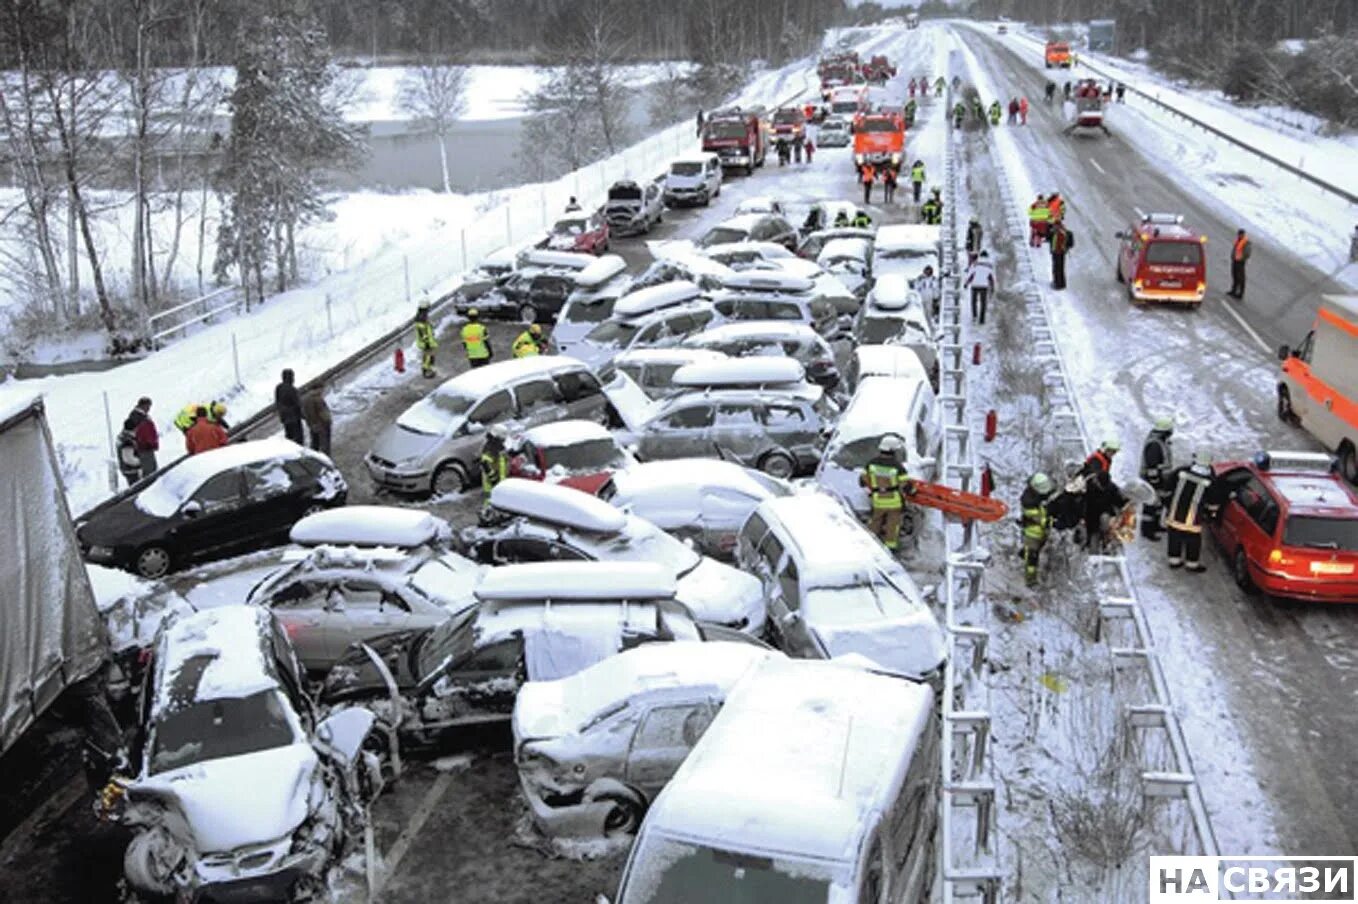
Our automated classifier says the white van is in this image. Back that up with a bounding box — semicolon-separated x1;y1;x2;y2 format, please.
553;255;632;356
817;375;943;519
664;153;723;207
607;656;938;904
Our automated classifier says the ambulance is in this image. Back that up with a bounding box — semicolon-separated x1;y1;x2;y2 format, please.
1278;295;1358;483
1115;212;1208;305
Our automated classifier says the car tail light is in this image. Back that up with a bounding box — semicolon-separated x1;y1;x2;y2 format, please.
1133;279;1143;291
1267;548;1294;568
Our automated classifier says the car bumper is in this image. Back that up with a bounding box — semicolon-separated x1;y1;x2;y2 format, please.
717;154;752;168
1252;565;1358;603
1130;286;1205;304
82;543;121;565
664;189;708;205
518;774;616;838
365;456;431;493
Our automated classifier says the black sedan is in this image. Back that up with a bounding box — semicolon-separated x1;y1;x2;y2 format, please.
77;438;347;578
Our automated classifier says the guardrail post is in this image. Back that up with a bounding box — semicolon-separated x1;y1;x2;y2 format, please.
102;390;118;492
231;332;242;389
403;256;411;304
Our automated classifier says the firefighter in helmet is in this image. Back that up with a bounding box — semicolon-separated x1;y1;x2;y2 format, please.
479;425;510;507
1163;451;1227;571
513;323;544;358
860;435;915;551
1019;472;1056;587
461;308;491;369
414;298;438;378
1139;416;1175;540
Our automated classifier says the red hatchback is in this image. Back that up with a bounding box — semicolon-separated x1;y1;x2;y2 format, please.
547;211;611;255
508;420;637;495
1210;451;1358;602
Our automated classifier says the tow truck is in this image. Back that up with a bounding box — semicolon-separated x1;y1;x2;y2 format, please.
1114;212;1208;305
853;111;905;173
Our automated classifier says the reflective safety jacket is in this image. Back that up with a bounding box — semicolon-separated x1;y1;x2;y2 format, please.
921;199;942;225
1232;235;1251;262
861;457;908;510
461;322;489;360
1019;486;1052;541
1164;465;1215;533
480;451;508;494
852;212;872;227
1139;430;1173;490
1028;203;1050;223
910;162;925;184
415;319;437;350
512;331;541;358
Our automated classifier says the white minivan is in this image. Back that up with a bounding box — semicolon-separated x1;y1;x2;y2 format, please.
664;153;723;207
605;656;939;904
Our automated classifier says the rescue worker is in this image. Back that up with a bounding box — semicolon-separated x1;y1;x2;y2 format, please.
174;400;226;434
513;323;544;358
1115;82;1126;102
1079;440;1126;550
1164;452;1227;571
1007;97;1019;124
414;299;438;378
833;208;852;228
934;76;946;97
461;308;491;368
882;166;898;204
695;109;704;135
116;397;158;485
904;99;917;127
793;134;803;164
1049;220;1074;290
479;426;509;505
1138;416;1175;540
274;368;304;444
952;101;966;129
776;136;791;166
851;208;873;228
920;194;942;226
910;159;926;203
1227;228;1251;299
1018;95;1029;124
804;136;815;163
860;436;915;551
965;216;983;262
1028;194;1050;247
964;249;996;325
1019;472;1056;587
1044;81;1056;103
860;162;876;205
1063;81;1073;100
972;96;985;123
565;196;582;212
1047;191;1065;224
185;406;228;455
951;75;962;92
988;100;1002;126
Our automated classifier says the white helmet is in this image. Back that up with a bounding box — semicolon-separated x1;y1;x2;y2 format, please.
878;435;904;455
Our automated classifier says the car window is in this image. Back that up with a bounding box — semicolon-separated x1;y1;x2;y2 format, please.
469;390;514;424
267;580;327;610
761;404;806;427
461;637;523;672
493;537;586;562
333;581;398;611
757;528;785;570
739;512;769;564
660;404;713;430
1255;500;1281;537
767;301;802;321
242;460;295;499
636;321;668;345
515;378;561;414
777;558;800;610
634;703;715;750
193;471;242;509
714;403;758;427
556;370;601;402
1236;477;1274;529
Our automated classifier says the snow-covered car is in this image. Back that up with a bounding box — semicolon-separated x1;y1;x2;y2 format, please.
599;458;794;560
551;255;631;357
697;213;799;251
798;199;861;236
464;480;766;633
507;420;638;494
702;241;824;281
448;244;519;308
795;225;875;260
618;385;832;480
472;249;595;323
104;606;384;903
604;179;665;236
737;494;948;681
816;236;874;298
732;196;786;217
318;562;763;745
631;248;734;293
609;348;728;399
872;223;941;281
663;153;723;207
682;321;842;390
670;357;812;395
816;115;852;147
365;356;618;496
854;273;939;382
568;281;718;371
512;642;775;837
710;278;842;338
77;438;347;579
817;375;942;522
548;210;611;255
245;545;485;672
844;343;930;394
289;505;454;550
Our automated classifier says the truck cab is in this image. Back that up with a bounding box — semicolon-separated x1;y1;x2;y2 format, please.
701;109;765;175
853;111;905;171
1115;212;1207;305
828;85;867;118
1278;295;1358;482
769;106;806;144
1045;40;1072;68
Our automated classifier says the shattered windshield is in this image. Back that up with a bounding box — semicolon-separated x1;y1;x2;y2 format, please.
149;690;296;774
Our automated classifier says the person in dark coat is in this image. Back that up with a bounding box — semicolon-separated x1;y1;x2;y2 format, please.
275;368;304;443
1049;221;1074;290
1163;452;1229;570
301;383;332;456
117;396;159;485
1079;440;1127;551
965;217;983;262
1139;417;1175;539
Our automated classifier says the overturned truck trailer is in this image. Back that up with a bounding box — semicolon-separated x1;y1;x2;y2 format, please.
0;397;108;755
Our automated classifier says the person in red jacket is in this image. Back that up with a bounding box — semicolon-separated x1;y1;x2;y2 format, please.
116;396;160;484
185;406;228;455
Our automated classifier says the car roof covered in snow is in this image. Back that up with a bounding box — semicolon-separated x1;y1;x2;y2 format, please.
608;459;790;513
755;494;901;586
289;506;449;548
818;237;872;262
719;270;816;294
518;249;596;271
614;347;728;368
671;152;718;166
704;241;794;260
867;273;924;310
671;357;806;388
653;384;823;417
475;561;676;602
613;280;704;318
138;438;319;518
477;245;520;270
520;419;614;449
573;254;627;288
711;213;771;234
489;478;628;533
437;355;589;400
153;605;279;717
873;223;940;252
684;320;821;346
646;657;933;862
733;196;783;214
853;345;928;383
829;377;929;446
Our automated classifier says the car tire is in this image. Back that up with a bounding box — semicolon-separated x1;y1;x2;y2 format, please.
1232;549;1257;594
1276;385;1297;425
758;450;797;479
1115;259;1124;283
518;303;538;323
431;462;470;497
135;545;172;579
1339;441;1358;485
593;787;646;836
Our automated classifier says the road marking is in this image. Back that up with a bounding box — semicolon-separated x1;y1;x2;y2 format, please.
1218;298;1272;354
1088;157;1106;175
372;770;454;894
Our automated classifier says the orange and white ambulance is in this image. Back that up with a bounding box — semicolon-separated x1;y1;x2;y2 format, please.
1278;295;1358;483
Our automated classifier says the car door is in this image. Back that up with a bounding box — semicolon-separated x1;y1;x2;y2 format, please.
263;580;333;671
241;459;312;543
174;469;248;558
555;369;608;423
624;699;718;796
424;635;526;721
772;555;818;656
1211;467;1258;552
711;401;761;465
645;402;715;460
698;486;762;558
328;580;418;657
468;388;517;429
1233;477;1281;565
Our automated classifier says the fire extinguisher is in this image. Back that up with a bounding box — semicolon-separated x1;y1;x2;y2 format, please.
980;462;995;498
394;347;406;373
984;409;997;442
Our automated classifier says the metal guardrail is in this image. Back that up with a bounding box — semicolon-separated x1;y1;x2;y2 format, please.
146;286;244;346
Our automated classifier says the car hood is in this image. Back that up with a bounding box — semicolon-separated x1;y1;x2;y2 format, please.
370;421;445;466
138;744;317;852
79;497;165;548
676;557;766;632
512;681;570;745
815;617;947;680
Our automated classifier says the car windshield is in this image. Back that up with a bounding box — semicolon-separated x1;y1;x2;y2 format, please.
428;389;477;419
830;435;888;469
554;219;587;236
622;834;838;903
609;186;643;201
671;162;702;176
1283;516;1358;552
585;319;640;348
859;315;905;344
876;247;931;262
603;518;701;575
706;121;748;139
562;298;618;325
822;121;846;132
416;608;479;677
859;118;897;132
543;438;626;472
1145;242;1202;266
149;690;296;774
700;227;749;247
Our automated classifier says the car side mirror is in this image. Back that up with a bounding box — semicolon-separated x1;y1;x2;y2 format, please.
181;500;203;518
1276;344;1290;361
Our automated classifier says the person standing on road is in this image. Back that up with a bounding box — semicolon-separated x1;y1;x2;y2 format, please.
804;136;815;163
1138;416;1175;540
860;163;876;205
117;397;158;485
513;323;544;358
185;406;228;455
861;436;914;552
964;250;996;325
301;383;332;456
479;426;509;507
1019;472;1055;587
275;369;304;444
1164;452;1226;571
1049;220;1074;290
1063;81;1073;100
934;76;946;97
1115;83;1126;102
1227;228;1252;299
1079;440;1126;551
1018;95;1029;124
414;299;438;378
461;308;491;369
915;265;940;319
882;166;898;204
1028;194;1050;246
988;100;1002;125
952;101;965;129
1007;97;1019;124
909;159;926;203
920;193;942;226
695;109;704;136
965;216;983;263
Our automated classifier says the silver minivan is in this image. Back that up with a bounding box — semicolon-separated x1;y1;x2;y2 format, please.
365;356;613;496
551;255;632;356
663;153;723;207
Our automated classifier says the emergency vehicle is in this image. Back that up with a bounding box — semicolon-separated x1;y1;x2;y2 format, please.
1278;295;1358;483
1045;41;1072;68
1115;212;1208;305
1066;78;1109;135
701;108;766;174
828;84;868;117
862;54;896;83
852;111;905;172
770;106;806;143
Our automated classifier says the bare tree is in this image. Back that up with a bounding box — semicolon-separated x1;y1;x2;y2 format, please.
397;61;469;193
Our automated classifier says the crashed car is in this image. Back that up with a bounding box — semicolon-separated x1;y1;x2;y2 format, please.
548;210;611;256
697;213;799;251
816;115;852;147
507;420;638;494
447;244;520;308
599;458;794;560
795;225;875;260
681;321;842;390
609;348;728;399
100;606;385;903
470;249;595;322
568;281;720;371
604;180;665;236
798;200;862;237
319;562;763;746
465;480;765;632
854;273;939;384
816;236;874;298
512;642;775;837
551;255;632;357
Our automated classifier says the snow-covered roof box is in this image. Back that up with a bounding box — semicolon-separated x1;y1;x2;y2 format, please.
613;280;703;319
573;254;627;288
852;345;928;383
639;657;933;864
868;273;923;310
137;438;323;518
720;271;815;295
519;420;613;449
817;237;871;263
873;223;940;253
475;561;676;602
518;248;596;271
488;478;627;533
670;152;718;166
289;505;450;548
153;606;278;717
614;347;727;368
671;357;806;388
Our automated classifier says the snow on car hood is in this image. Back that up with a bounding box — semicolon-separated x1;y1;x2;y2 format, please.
371;418;445;465
675;556;765;631
814;615;947;680
512;680;569;743
140;743;318;852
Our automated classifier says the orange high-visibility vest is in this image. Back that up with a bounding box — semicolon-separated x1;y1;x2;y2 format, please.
1233;235;1249;261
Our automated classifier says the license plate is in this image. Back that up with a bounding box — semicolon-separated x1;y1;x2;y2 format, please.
1310;561;1355;575
1160;280;1181;288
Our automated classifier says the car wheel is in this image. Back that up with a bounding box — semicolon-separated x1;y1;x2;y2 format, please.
518;303;538;323
593;787;645;836
431;462;470;497
135;545;172;579
1276;385;1297;425
1339;442;1358;485
1233;549;1258;594
758;450;797;479
1115;259;1124;283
